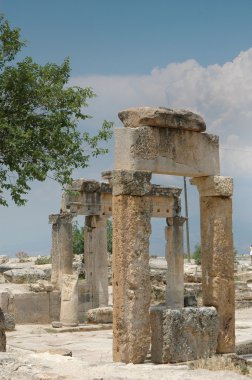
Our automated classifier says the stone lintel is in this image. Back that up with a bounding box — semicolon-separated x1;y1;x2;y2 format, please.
112;170;152;196
190;176;233;197
61;177;182;217
48;213;74;225
101;170;113;183
149;185;182;197
68;178;111;193
115;127;220;177
118;107;206;132
68;182;181;197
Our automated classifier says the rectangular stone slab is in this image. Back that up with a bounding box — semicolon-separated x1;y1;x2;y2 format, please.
150;306;219;363
115;126;220;177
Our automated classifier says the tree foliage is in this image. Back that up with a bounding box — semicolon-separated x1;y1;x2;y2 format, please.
0;15;113;206
72;219;112;255
192;243;201;265
72;221;84;255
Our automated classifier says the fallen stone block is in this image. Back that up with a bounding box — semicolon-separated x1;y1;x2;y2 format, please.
29;280;53;292
0;308;6;352
150;306;219;363
87;307;113;324
51;321;63;328
3;313;15;331
0;256;9;265
36;348;72;356
3;268;50;284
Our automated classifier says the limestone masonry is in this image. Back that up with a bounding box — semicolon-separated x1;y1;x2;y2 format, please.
112;106;234;363
0;106;236;368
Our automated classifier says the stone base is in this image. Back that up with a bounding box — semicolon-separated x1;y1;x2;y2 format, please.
150;306;219;363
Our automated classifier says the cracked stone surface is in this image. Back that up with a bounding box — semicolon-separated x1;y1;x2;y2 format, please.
118;107;206;131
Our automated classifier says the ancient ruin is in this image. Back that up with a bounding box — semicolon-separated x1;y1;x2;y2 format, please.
52;173;184;328
112;107;234;363
0;106;239;369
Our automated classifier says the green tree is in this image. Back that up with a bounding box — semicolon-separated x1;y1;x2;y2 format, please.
0;15;113;206
192;243;201;265
72;219;112;256
72;221;84;255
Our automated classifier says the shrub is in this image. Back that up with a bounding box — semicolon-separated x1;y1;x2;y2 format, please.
192;244;201;265
73;221;84;255
35;256;51;265
16;251;30;262
73;219;113;255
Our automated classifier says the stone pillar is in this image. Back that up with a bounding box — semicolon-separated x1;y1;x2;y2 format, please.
191;176;235;353
60;274;79;326
49;213;73;290
165;216;186;308
84;215;108;308
112;170;152;364
0;308;6;352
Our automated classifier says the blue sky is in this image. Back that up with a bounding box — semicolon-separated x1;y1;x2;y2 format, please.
1;0;252;256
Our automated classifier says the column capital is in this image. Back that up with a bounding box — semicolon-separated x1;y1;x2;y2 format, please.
112;170;152;196
85;215;107;228
49;213;74;225
190;176;233;197
166;216;187;227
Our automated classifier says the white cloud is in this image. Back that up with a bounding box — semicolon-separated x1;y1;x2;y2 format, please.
70;51;252;254
2;48;252;255
72;47;252;177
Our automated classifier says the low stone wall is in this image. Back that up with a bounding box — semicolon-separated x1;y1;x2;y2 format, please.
0;281;93;324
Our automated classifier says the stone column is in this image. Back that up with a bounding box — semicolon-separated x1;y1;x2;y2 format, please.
84;215;108;308
165;216;186;308
112;170;152;364
0;308;6;352
49;213;73;290
191;176;235;353
60;274;79;326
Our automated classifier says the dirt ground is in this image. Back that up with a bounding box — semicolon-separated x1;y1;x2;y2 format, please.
0;307;250;380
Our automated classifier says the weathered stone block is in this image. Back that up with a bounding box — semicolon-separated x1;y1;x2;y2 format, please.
191;176;233;197
118;107;206;132
87;307;113;324
69;178;100;192
13;292;50;324
3;313;15;331
0;291;11;312
51;321;63;328
115;127;219;177
3;268;49;284
150;306;219;363
49;291;61;321
112;169;152;196
0;308;6;352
